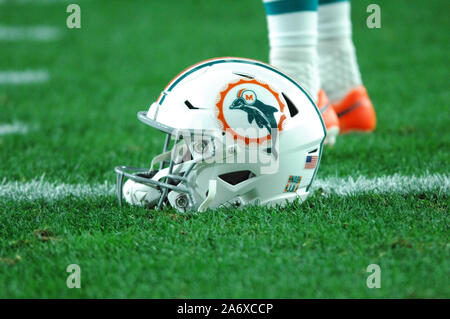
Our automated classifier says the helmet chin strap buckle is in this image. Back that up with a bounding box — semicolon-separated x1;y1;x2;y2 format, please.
198;179;217;212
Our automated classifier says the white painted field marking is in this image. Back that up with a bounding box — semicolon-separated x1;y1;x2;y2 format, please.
0;178;114;201
314;174;450;196
0;70;49;84
0;122;28;136
0;174;448;202
0;25;61;41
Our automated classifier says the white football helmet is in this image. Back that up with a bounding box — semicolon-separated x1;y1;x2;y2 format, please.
115;57;326;212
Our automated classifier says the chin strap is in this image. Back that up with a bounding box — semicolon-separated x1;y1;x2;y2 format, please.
150;150;172;171
198;179;217;212
150;141;189;170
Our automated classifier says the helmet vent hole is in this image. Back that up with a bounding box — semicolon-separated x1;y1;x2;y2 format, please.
184;100;200;110
218;170;255;186
233;72;254;79
282;93;299;117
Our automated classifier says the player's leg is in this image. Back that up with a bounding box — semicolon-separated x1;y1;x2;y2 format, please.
262;0;319;100
318;0;376;133
262;0;339;144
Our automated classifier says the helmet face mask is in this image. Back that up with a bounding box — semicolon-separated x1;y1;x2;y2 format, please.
115;57;326;212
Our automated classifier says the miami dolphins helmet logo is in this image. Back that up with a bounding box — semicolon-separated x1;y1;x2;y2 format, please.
229;88;279;136
216;78;287;156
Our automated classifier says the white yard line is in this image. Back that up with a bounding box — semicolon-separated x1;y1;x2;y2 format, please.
0;178;115;201
0;25;61;41
313;174;449;196
0;174;448;202
0;122;29;135
0;70;49;84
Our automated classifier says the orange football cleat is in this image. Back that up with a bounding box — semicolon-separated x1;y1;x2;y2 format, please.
332;86;376;134
318;89;340;145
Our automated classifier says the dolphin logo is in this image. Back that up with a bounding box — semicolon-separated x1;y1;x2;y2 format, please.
229;89;279;157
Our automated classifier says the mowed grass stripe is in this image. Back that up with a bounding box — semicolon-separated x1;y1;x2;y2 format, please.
0;70;49;84
1;174;448;202
0;25;61;41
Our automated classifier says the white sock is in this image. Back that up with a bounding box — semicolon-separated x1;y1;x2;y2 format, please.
264;2;319;102
318;1;362;102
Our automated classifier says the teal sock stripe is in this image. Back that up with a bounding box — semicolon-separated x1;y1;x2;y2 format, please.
263;0;318;15
319;0;348;5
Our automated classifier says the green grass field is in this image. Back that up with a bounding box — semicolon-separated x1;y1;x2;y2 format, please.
0;0;448;298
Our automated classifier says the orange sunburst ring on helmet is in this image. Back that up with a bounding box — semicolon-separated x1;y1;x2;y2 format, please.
216;78;286;145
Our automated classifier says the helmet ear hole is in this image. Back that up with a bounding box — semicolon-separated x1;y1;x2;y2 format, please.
218;170;255;186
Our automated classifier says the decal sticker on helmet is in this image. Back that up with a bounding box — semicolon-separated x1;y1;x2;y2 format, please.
284;175;302;192
216;78;287;147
